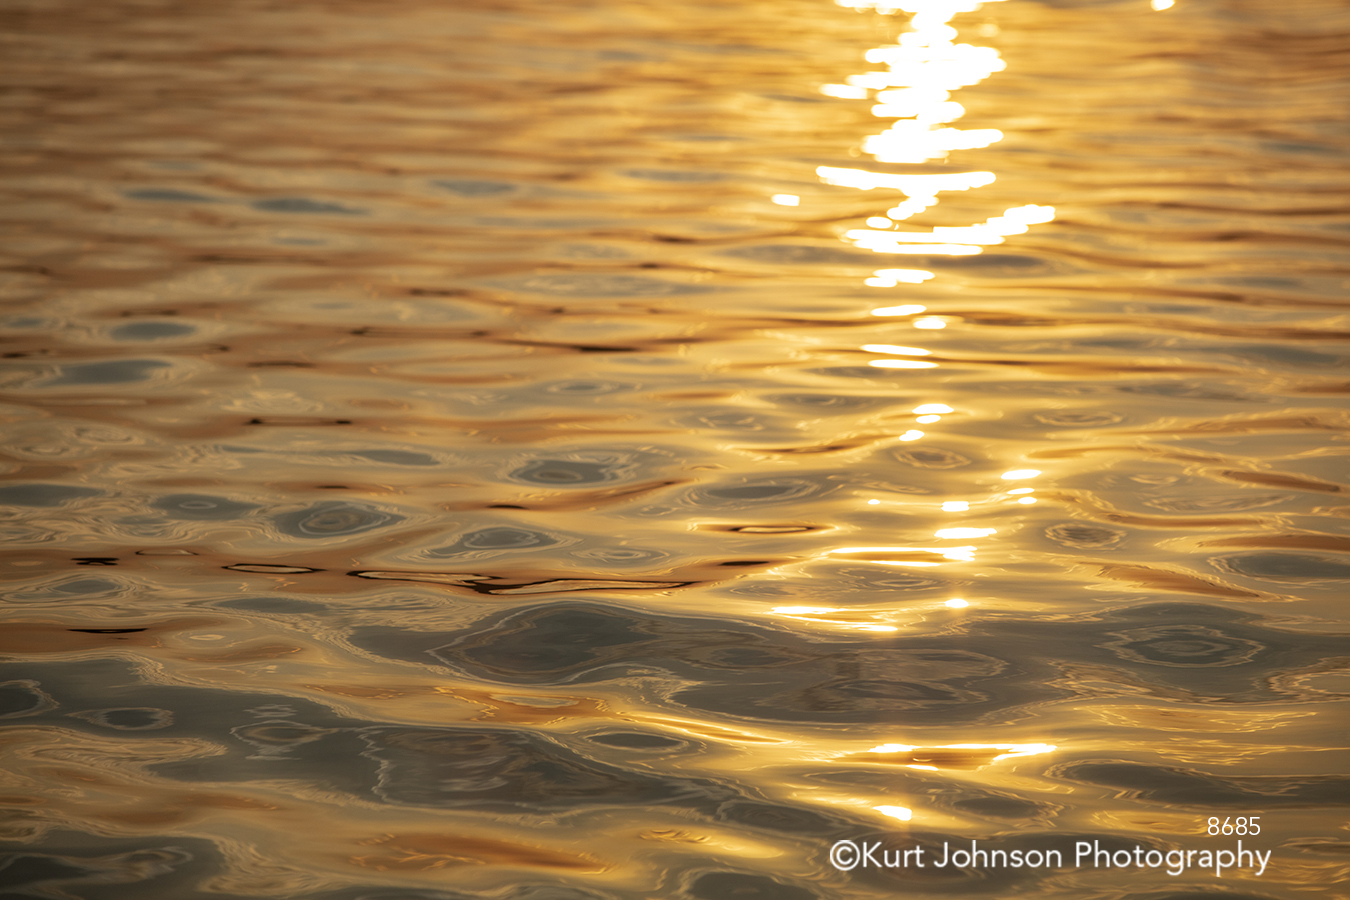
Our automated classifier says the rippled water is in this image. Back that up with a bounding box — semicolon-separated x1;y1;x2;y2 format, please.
2;0;1348;897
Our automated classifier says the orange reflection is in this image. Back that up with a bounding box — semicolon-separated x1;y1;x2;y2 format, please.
819;0;1054;260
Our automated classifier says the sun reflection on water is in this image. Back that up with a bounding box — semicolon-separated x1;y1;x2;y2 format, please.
819;0;1054;263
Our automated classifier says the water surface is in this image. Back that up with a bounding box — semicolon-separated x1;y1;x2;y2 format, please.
1;0;1347;897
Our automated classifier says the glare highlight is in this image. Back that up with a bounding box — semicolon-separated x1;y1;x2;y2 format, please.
865;269;934;287
871;304;927;316
874;805;913;821
935;527;996;539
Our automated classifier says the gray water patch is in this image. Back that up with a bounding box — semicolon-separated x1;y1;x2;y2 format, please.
274;502;405;538
764;393;892;414
1214;553;1350;582
688;872;815;900
505;448;658;486
251;197;366;215
123;188;221;203
571;547;670;566
0;483;103;506
47;578;123;595
361;726;726;812
807;366;884;380
686;476;837;509
489;272;710;297
1033;410;1125;427
1144;494;1292;512
427;527;566;558
432;179;515;196
1045;523;1126;548
44;359;172;386
0;680;56;718
70;707;174;730
1102;625;1264;668
542;380;639;396
0;316;51;329
1116;381;1254;402
623;168;724;182
719;244;873;265
680;409;786;433
110;321;197;341
587;731;685;749
215;596;320;614
894;447;973;469
152;493;259;520
346;449;440;466
827;566;951;595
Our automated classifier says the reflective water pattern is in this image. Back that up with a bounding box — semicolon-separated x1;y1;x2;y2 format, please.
1;0;1347;897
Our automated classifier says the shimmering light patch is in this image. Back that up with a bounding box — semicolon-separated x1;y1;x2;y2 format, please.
820;83;869;99
898;430;924;441
1018;496;1037;504
847;205;1053;253
867;498;881;505
941;501;968;511
1007;487;1034;494
866;742;1055;763
955;742;1057;762
862;344;930;355
885;195;938;221
913;317;948;329
845;231;983;255
864;124;1002;164
914;403;953;413
935;527;995;539
865;269;934;286
945;598;969;608
771;194;800;206
869;359;938;369
875;805;913;820
874;86;956;116
1151;0;1174;8
907;764;939;770
817;166;995;194
871;304;927;316
1001;469;1041;480
860;624;900;632
773;606;843;615
822;5;1057;268
915;414;941;423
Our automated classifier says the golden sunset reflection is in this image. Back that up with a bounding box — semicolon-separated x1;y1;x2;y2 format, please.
820;0;1057;261
2;0;1344;893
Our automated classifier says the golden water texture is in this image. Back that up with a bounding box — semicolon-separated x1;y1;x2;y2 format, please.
1;0;1348;896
